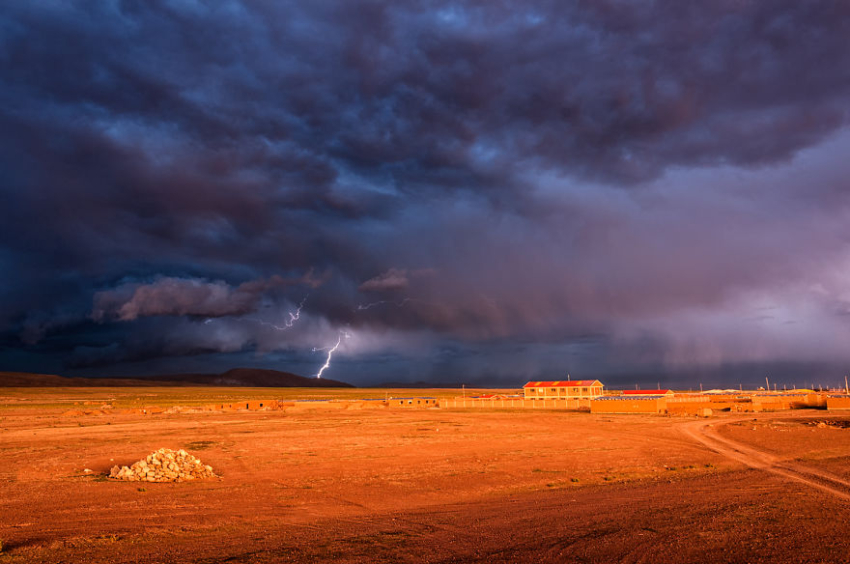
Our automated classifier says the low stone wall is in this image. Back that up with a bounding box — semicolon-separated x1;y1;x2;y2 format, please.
667;401;713;415
590;398;666;414
440;398;590;410
827;396;850;410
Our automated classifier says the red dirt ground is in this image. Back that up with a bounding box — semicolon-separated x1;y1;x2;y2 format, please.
2;389;850;563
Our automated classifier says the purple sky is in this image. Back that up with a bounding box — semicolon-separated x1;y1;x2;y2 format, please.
2;1;850;387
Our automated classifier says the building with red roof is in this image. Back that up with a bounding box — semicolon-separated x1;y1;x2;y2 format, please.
523;379;604;400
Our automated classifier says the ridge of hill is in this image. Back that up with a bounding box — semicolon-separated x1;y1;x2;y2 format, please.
378;381;467;389
0;368;353;388
159;368;354;388
0;372;181;387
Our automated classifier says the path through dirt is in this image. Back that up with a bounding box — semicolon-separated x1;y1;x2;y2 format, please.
680;413;850;501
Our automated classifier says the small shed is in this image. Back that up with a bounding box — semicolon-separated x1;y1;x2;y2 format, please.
394;397;438;408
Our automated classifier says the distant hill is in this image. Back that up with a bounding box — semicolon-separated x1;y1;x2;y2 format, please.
378;381;468;389
156;368;354;388
0;371;182;387
0;368;353;388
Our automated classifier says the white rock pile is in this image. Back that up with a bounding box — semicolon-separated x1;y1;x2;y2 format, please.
109;448;216;482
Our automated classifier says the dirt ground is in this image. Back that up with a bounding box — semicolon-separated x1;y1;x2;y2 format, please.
2;388;850;563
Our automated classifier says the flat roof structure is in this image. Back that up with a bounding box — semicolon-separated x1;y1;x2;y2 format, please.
523;380;602;388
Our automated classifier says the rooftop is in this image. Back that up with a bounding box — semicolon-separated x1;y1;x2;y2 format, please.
523;380;601;388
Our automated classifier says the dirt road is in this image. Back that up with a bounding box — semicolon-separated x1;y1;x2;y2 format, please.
680;413;850;501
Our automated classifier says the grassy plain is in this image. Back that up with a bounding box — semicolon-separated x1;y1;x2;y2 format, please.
2;387;850;563
0;386;486;411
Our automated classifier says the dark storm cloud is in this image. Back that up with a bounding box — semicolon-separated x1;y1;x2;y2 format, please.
90;274;317;321
4;1;848;205
2;0;850;382
68;316;254;368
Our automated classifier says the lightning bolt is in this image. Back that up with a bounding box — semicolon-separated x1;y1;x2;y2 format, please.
239;297;308;331
200;297;307;330
315;330;350;378
284;297;307;327
251;297;307;331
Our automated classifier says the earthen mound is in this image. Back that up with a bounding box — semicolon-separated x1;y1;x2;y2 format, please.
109;448;215;482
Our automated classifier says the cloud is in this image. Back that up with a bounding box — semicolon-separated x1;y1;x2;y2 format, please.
19;310;84;345
358;268;410;293
68;317;254;368
2;1;850;383
91;275;312;322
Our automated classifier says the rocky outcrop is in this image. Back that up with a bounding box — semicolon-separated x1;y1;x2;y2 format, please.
109;448;215;482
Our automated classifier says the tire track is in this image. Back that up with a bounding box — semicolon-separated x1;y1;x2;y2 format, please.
680;415;850;501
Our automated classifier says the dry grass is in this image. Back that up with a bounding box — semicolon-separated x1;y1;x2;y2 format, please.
0;386;505;412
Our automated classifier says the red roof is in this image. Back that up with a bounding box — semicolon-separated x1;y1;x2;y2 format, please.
623;389;672;395
523;380;601;388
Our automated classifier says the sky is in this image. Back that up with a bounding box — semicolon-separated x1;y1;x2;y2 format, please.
2;1;850;388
